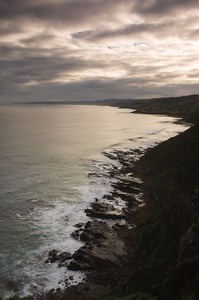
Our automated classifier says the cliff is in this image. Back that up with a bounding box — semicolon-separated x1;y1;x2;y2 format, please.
124;124;199;300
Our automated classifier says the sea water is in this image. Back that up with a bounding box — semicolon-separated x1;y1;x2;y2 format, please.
0;105;188;298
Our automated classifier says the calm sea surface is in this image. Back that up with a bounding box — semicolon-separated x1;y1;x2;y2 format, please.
0;105;188;298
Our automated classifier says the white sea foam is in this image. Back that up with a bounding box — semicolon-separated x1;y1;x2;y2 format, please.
9;156;116;297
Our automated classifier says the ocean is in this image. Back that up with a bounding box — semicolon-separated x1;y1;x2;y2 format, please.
0;105;188;298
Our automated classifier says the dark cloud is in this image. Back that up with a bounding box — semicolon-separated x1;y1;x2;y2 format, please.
1;75;199;103
0;0;127;26
0;21;24;36
72;13;199;42
0;42;113;92
1;0;197;24
0;0;198;103
19;32;56;46
71;20;179;41
133;0;199;16
11;0;199;21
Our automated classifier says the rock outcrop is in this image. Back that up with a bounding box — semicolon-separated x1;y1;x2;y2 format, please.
85;202;124;219
46;250;72;264
68;220;126;271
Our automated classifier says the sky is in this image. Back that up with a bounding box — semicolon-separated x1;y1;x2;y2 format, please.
0;0;199;103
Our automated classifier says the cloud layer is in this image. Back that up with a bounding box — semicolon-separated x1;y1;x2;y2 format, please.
0;0;199;103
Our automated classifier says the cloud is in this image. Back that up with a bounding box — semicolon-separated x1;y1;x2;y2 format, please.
0;0;129;28
0;0;199;103
71;21;177;41
71;13;199;42
133;0;199;16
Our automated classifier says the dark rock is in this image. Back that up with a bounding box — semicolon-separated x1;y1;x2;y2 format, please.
87;172;98;177
103;194;113;200
178;219;199;262
85;202;124;220
58;261;69;268
46;250;72;264
75;223;84;228
102;151;118;160
80;232;91;242
112;181;142;194
58;251;72;262
68;220;126;271
112;191;134;202
46;249;59;263
68;260;93;271
71;229;81;240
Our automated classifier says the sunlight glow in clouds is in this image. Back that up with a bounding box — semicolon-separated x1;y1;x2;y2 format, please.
0;0;199;103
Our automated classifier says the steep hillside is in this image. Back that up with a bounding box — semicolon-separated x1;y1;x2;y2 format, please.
126;124;199;299
99;94;199;125
129;95;199;125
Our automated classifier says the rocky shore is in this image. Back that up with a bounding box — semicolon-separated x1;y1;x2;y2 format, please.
32;95;199;300
43;148;145;299
43;126;199;300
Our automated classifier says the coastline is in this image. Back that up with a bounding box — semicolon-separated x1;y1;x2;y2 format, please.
4;105;198;300
42;116;191;300
43;147;148;300
4;95;199;299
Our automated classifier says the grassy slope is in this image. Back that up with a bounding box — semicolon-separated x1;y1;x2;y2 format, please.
125;124;199;300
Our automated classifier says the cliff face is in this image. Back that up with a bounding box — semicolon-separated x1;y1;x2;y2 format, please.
129;124;199;299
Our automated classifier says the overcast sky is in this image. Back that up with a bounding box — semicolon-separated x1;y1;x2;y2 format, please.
0;0;199;103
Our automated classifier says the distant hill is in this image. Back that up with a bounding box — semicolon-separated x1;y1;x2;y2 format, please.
101;94;199;125
128;94;199;125
22;94;199;125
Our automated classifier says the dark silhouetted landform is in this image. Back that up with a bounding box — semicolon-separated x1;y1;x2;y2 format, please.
98;94;199;125
126;123;199;300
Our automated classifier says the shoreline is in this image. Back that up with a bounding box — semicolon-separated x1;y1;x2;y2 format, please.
4;110;192;300
43;147;147;299
40;113;188;300
0;106;190;297
43;116;190;300
4;95;199;299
